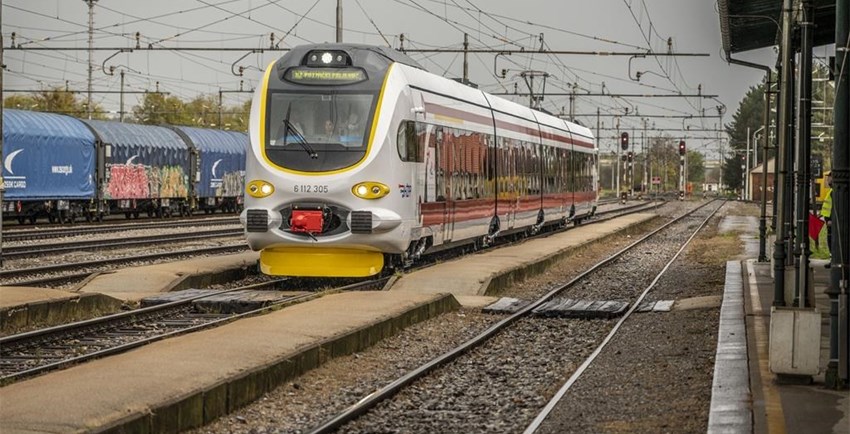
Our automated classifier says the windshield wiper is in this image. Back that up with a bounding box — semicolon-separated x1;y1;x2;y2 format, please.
282;103;318;159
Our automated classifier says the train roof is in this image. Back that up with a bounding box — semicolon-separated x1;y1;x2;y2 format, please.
283;43;424;70
82;120;188;151
3;109;96;148
395;63;596;147
170;126;248;155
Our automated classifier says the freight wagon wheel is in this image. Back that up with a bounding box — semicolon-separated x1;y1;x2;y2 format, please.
48;214;57;224
133;211;140;219
28;215;37;224
17;216;25;225
125;212;132;219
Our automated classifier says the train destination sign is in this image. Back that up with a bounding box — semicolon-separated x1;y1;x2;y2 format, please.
284;67;367;85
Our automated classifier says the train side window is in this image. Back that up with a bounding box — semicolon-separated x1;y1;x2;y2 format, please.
396;120;423;162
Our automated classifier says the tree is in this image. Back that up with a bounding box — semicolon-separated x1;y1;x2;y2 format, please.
647;136;681;192
133;92;191;125
3;88;106;119
131;93;251;131
687;150;705;186
723;84;766;190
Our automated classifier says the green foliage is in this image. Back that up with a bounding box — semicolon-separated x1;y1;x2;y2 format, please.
687;150;705;184
723;84;765;190
5;89;251;131
132;93;250;131
3;88;107;119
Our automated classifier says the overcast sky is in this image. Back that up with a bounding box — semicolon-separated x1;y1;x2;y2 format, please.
4;0;807;157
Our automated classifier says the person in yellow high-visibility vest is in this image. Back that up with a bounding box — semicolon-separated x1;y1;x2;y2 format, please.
820;172;833;264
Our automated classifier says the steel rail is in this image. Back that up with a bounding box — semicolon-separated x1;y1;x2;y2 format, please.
0;244;248;283
3;228;243;258
3;217;238;242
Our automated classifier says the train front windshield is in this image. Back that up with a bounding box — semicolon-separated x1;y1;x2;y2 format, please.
266;92;375;172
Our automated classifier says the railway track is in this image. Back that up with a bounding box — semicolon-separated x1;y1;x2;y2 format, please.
1;199;658;288
0;199;667;383
304;200;722;433
3;216;239;242
2;227;243;258
0;277;388;384
0;244;249;287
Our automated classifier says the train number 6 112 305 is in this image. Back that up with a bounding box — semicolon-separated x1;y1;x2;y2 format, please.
293;185;329;193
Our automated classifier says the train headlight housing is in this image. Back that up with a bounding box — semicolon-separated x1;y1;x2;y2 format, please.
351;182;389;200
247;180;275;198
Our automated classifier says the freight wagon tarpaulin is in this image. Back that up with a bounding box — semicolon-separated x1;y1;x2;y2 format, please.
172;126;247;198
84;120;190;200
2;109;96;200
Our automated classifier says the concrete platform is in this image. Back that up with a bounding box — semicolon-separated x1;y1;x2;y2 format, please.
710;215;849;434
0;286;123;335
78;251;259;302
390;213;657;299
0;290;459;433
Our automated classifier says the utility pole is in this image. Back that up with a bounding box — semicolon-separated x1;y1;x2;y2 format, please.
462;33;469;84
616;119;621;197
629;127;635;197
746;127;751;200
218;88;223;129
826;0;849;388
119;70;125;122
569;84;576;121
643;120;648;197
774;0;794;307
85;0;98;119
596;108;601;195
794;0;814;308
336;0;343;43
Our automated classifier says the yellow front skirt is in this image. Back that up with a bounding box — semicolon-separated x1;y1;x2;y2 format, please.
260;246;384;277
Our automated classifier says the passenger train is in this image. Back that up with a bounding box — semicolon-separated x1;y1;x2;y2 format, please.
240;44;598;277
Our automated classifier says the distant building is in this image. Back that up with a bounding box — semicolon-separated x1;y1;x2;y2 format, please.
749;158;775;203
702;161;721;193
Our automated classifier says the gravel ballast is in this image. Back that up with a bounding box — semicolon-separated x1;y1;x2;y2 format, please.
192;200;754;434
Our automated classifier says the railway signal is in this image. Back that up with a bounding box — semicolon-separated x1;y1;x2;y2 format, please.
620;132;629;150
678;140;686;156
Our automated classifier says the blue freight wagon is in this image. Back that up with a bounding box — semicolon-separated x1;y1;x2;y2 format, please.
2;109;98;223
170;126;247;214
82;120;192;218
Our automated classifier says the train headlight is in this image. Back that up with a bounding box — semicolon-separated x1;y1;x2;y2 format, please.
351;182;389;200
247;180;275;198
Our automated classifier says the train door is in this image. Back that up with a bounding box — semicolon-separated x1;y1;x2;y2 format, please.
420;124;446;245
497;137;518;229
439;127;456;242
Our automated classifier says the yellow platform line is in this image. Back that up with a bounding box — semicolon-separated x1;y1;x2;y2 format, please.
747;260;787;434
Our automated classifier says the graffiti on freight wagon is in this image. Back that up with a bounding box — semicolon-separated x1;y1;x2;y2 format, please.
215;171;245;197
105;164;188;199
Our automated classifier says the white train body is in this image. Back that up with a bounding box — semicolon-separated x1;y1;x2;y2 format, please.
241;44;597;277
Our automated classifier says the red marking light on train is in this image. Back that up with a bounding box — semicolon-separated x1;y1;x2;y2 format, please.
290;210;324;233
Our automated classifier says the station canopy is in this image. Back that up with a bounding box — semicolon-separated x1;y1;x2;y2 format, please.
719;0;837;53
